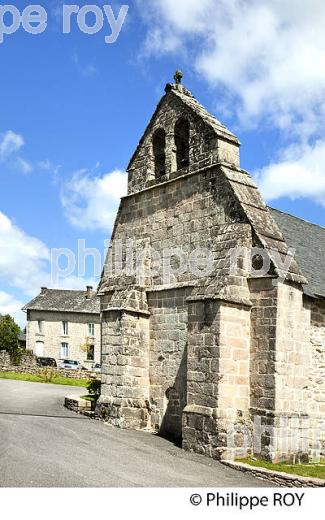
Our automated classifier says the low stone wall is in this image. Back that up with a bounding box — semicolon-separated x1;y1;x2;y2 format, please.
223;461;325;488
20;352;37;367
0;350;36;367
65;395;93;412
0;364;98;380
0;351;10;366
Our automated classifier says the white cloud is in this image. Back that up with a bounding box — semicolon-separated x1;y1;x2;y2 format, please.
0;210;100;325
138;0;325;204
38;159;62;182
256;140;325;205
16;157;33;174
39;159;61;174
0;131;24;161
0;291;25;326
139;0;325;136
0;211;100;294
0;211;50;297
61;169;127;231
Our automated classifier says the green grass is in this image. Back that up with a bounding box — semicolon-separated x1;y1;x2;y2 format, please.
238;457;325;480
80;395;97;402
0;371;87;387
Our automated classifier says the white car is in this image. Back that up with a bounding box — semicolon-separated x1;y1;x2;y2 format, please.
60;359;83;370
92;363;102;373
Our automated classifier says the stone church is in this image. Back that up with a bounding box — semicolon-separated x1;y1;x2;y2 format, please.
98;74;325;463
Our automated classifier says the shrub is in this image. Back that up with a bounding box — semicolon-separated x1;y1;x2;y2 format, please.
86;378;101;396
38;367;57;383
0;315;21;363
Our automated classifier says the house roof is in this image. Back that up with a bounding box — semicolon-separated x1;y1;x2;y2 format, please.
18;332;26;342
22;289;100;314
269;208;325;299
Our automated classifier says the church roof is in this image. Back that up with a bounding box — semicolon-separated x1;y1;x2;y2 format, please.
22;289;100;314
270;208;325;299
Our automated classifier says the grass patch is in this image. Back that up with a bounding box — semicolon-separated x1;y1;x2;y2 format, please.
80;395;97;402
238;457;325;480
0;371;86;388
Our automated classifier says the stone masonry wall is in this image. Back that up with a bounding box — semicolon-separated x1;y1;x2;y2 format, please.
0;350;36;367
182;300;251;460
249;278;311;462
275;283;310;414
99;82;325;463
309;298;325;455
103;165;250;293
99;163;253;438
0;350;10;366
147;288;190;440
128;88;240;195
99;309;150;429
273;283;310;462
249;278;278;416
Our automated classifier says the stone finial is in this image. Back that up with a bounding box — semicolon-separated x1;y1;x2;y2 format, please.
174;70;183;85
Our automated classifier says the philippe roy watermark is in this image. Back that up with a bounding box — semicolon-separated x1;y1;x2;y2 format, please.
50;239;296;286
227;414;325;463
0;4;129;44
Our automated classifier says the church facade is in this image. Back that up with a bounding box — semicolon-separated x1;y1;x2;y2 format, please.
97;77;325;462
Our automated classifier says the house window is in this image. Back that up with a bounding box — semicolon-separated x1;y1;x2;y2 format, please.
62;321;68;336
37;320;44;334
175;118;190;169
153;128;166;178
87;345;95;361
88;323;95;337
61;343;69;358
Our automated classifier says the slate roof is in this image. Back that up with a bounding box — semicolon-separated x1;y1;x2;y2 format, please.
22;289;100;314
269;208;325;299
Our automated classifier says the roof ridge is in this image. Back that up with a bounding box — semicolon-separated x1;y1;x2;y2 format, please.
269;206;325;232
45;288;91;292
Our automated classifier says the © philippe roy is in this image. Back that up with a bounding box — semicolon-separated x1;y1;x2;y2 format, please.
0;4;129;44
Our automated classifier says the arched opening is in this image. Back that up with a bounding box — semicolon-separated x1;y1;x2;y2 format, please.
160;386;182;443
175;118;190;170
152;128;166;178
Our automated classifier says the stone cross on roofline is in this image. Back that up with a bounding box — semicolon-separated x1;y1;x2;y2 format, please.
173;70;183;85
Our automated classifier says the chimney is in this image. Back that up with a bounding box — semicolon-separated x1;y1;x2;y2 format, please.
86;286;93;299
40;287;47;295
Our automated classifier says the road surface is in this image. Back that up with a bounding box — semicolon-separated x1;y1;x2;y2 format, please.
0;379;270;487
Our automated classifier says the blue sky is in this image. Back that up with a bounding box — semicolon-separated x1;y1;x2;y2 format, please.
1;0;325;325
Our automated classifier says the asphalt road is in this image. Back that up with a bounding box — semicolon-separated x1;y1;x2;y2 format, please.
0;379;270;487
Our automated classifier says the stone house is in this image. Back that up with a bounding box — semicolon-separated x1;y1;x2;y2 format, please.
97;76;325;463
23;286;101;368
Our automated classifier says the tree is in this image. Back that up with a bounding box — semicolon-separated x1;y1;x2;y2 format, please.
0;314;21;357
